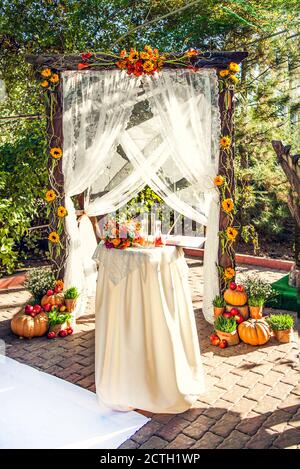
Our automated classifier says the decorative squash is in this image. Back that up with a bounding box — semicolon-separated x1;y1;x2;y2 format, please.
224;289;248;306
11;311;49;339
41;292;64;307
238;319;271;346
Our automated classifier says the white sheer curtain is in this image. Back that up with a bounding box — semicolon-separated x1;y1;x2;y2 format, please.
62;69;220;323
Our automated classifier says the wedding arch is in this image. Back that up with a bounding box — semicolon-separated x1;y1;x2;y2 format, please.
27;49;247;323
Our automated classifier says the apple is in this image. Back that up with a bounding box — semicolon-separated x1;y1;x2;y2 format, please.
209;334;220;346
46;289;54;296
230;308;239;316
219;339;228;349
233;312;244;324
43;303;52;312
59;329;68;338
229;282;237;290
47;331;56;339
223;312;232;319
236;285;244;292
54;285;62;293
25;304;34;315
33;304;42;314
66;327;73;335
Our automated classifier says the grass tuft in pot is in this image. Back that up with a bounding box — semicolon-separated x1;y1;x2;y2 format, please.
214;315;239;345
213;295;226;318
266;314;294;343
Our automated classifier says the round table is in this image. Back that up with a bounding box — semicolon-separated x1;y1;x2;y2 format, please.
92;244;206;414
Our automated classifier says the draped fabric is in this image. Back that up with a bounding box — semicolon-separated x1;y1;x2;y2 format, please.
62;69;221;323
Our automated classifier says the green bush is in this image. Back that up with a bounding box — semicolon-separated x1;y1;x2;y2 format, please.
24;267;54;303
214;315;237;333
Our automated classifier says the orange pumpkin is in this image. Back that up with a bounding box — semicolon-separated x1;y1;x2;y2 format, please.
238;319;271;346
224;288;248;306
41;292;64;307
11;311;49;339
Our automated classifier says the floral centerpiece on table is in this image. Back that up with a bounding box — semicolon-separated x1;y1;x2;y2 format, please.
103;218;143;250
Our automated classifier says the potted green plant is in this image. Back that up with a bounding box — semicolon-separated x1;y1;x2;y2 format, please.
213;295;226;319
267;314;294;343
24;268;55;303
48;308;72;336
214;315;239;346
64;287;80;312
242;276;277;319
248;295;265;319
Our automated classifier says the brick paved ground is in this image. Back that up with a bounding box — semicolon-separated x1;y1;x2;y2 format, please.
0;259;299;449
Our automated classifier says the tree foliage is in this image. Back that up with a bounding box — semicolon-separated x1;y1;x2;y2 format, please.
0;0;299;274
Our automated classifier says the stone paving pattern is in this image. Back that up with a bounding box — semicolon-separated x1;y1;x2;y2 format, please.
0;260;299;449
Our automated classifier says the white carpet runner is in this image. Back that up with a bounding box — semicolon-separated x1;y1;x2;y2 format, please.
0;356;148;449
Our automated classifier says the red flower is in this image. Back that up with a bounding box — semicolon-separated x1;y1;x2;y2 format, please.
78;62;90;70
81;52;93;60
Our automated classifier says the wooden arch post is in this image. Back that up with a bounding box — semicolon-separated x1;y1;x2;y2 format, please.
27;51;247;287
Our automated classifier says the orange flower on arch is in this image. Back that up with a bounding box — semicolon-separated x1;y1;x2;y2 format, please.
48;232;60;244
55;279;64;290
41;68;51;78
214;175;225;187
45;189;56;202
40;80;49;88
57;206;67;218
50;73;59;84
50;147;62;159
143;61;154;73
229;74;239;84
229;62;240;74
219;69;229;78
222;198;234;213
226;226;238;241
220;136;231;148
224;267;235;280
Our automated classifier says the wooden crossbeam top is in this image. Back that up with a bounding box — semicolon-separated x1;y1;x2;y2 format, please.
26;51;248;71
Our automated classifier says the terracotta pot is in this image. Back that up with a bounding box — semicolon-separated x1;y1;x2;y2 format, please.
226;304;249;320
49;320;71;336
249;306;263;320
274;328;293;343
215;329;239;346
65;298;77;313
213;306;224;319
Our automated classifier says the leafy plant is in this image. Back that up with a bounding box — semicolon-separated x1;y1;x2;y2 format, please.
47;309;71;327
242;276;277;303
213;295;226;307
64;287;79;300
266;314;294;331
24;267;54;302
248;295;265;307
214;315;237;333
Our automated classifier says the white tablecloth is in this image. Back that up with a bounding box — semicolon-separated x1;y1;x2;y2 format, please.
93;244;206;414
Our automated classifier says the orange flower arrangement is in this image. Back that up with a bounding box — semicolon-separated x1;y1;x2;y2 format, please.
41;68;52;78
116;45;165;76
40;80;49;88
55;279;64;290
224;267;235;280
48;232;60;244
222;198;234;213
214;175;225;186
50;73;59;84
219;69;229;77
229;62;240;73
50;147;63;159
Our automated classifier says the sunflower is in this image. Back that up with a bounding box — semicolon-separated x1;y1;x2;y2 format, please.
50;73;59;83
41;68;52;78
116;60;127;70
220;136;231;148
112;238;121;247
48;231;60;244
45;189;56;202
214;175;225;186
40;80;49;88
226;226;238;241
50;147;63;159
57;206;68;217
219;69;229;78
143;60;154;73
140;51;150;60
186;48;198;57
222;198;234;213
119;49;127;58
229;74;239;84
55;279;64;290
128;49;139;62
224;267;235;280
229;62;240;74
